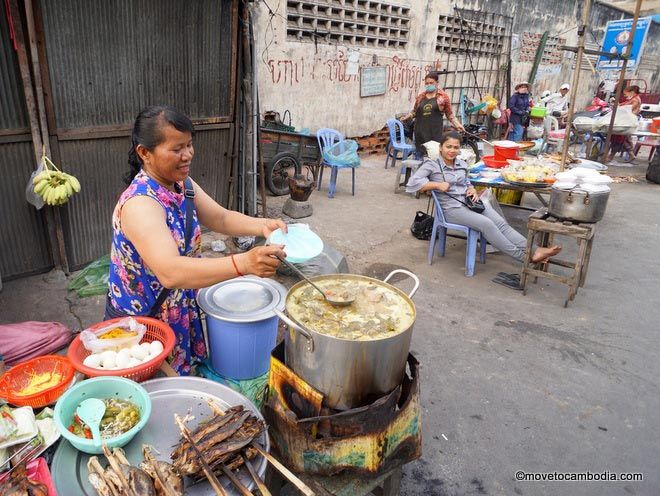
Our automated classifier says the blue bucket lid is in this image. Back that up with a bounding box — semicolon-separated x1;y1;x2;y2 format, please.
197;276;287;323
268;226;323;264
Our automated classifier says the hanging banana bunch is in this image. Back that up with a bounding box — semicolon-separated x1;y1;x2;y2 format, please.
32;154;81;206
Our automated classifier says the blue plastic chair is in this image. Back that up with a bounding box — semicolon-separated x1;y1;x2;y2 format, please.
385;118;415;170
428;191;487;277
316;128;356;198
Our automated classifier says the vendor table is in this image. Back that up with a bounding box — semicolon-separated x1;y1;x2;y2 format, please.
469;164;552;208
521;208;596;307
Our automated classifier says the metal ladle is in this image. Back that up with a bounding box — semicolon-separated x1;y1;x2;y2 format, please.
275;255;355;306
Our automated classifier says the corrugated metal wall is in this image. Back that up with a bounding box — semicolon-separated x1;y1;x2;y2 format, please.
39;0;234;129
37;0;237;271
0;4;52;278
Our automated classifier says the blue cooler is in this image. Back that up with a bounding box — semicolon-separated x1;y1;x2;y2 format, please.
197;276;287;380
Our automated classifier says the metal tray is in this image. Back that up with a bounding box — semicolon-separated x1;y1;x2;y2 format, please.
50;377;269;495
503;179;551;188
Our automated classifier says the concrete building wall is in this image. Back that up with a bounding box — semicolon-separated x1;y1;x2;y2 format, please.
253;0;659;137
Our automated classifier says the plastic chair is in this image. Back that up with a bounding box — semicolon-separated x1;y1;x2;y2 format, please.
428;191;487;277
541;115;563;152
316;128;356;198
385;119;415;170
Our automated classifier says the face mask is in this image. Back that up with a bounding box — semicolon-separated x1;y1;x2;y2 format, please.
425;84;437;92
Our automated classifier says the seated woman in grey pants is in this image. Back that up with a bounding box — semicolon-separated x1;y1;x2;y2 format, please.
406;132;561;264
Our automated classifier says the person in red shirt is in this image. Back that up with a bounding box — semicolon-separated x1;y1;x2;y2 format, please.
403;72;465;156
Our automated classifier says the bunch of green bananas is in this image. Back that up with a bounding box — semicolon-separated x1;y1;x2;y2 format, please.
32;169;81;206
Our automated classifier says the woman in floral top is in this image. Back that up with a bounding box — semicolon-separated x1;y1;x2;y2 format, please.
107;106;287;375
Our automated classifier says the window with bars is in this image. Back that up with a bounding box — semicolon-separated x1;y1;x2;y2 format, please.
286;0;411;48
518;32;566;64
435;14;506;56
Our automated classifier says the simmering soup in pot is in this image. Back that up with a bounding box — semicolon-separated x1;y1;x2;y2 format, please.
287;279;414;340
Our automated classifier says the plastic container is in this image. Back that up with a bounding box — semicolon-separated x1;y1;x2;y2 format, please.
67;317;175;382
0;458;58;495
651;117;660;134
482;155;510;169
207;318;279;380
53;376;151;454
494;145;520;162
530;107;547;118
0;356;74;408
197;277;287;380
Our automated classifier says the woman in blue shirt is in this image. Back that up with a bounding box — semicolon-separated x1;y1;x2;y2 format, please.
508;82;531;142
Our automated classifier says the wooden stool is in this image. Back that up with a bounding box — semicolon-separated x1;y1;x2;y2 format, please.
521;208;596;307
267;465;403;496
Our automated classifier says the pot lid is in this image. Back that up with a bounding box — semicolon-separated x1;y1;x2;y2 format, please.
197;276;287;323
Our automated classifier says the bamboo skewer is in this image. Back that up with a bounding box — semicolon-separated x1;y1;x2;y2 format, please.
250;442;315;496
87;457;121;496
142;446;180;496
219;464;254;496
205;399;313;496
243;456;272;496
102;445;137;496
175;414;228;496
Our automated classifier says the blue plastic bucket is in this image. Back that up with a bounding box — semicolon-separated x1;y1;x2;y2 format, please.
205;316;279;379
197;276;287;380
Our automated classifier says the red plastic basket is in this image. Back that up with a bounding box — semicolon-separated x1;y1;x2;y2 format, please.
0;356;74;408
67;317;176;382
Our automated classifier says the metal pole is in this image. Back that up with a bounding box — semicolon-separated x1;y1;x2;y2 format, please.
560;0;591;171
601;0;643;162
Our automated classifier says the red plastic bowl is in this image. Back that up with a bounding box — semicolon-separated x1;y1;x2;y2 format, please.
67;317;176;382
482;155;510;169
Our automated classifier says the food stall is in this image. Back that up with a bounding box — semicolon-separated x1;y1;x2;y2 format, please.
0;226;423;495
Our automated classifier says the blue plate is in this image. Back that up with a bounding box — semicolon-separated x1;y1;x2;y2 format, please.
268;226;324;264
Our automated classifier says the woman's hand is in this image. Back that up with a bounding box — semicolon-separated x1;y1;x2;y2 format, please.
261;218;287;239
237;245;286;278
454;123;466;133
435;182;451;192
466;187;479;201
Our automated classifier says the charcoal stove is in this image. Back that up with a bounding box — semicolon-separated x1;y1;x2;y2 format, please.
264;342;422;476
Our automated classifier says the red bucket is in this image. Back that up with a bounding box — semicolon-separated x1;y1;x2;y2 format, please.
494;144;520;162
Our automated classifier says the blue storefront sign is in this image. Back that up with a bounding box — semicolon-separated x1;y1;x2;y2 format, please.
597;16;652;71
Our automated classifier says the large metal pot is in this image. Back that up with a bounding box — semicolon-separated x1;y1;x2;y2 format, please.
275;270;419;410
548;187;610;223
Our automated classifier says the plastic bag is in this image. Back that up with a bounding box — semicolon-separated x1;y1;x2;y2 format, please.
277;243;348;277
479;187;506;219
25;160;45;210
322;139;360;168
592;106;638;135
422;140;441;159
67;254;110;297
80;317;146;353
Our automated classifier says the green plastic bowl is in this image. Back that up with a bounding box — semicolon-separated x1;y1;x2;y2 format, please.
54;376;151;454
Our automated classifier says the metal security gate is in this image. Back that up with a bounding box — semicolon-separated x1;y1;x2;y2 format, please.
0;0;242;277
435;7;514;119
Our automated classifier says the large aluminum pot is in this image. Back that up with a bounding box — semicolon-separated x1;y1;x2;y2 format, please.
274;270;419;410
548;187;610;223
